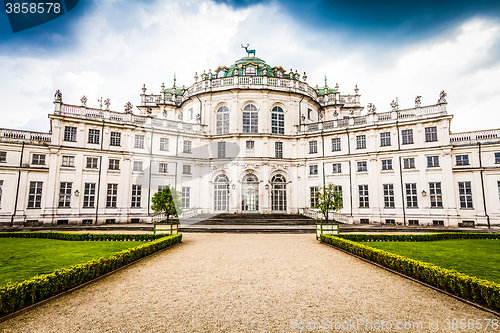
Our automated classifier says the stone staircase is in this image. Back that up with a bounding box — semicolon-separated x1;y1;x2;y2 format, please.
179;213;317;233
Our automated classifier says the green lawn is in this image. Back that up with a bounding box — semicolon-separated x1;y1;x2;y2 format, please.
363;239;500;284
0;238;144;285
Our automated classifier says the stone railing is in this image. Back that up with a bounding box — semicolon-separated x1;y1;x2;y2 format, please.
450;129;500;145
299;103;447;133
0;128;51;143
179;207;204;219
181;76;319;101
56;104;202;134
301;208;353;224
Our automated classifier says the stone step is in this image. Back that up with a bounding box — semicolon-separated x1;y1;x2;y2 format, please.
190;213;316;226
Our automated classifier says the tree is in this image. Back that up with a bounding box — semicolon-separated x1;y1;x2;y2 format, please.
151;186;183;223
315;183;343;223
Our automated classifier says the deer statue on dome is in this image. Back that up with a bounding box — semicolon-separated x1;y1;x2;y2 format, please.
241;44;255;57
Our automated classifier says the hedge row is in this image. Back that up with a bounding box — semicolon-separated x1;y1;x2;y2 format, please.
0;232;167;242
321;235;500;311
335;232;500;242
0;234;182;316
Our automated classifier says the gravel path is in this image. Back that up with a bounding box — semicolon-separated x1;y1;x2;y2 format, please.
1;234;497;332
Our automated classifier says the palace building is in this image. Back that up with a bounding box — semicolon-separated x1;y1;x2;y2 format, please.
0;51;499;227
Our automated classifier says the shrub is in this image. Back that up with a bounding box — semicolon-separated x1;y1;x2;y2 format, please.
321;235;500;311
0;234;182;316
0;232;167;242
334;233;500;243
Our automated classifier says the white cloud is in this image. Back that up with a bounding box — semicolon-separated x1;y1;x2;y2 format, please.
0;1;499;133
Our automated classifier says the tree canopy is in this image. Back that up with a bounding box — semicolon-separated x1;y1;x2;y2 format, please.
151;186;183;223
315;183;343;222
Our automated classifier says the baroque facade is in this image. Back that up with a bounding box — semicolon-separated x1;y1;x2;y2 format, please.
0;52;500;227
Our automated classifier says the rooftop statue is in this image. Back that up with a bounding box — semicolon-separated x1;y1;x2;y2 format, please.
241;44;255;57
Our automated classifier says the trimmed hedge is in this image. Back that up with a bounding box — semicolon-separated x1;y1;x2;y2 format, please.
335;232;500;242
0;232;167;242
321;234;500;311
0;234;182;316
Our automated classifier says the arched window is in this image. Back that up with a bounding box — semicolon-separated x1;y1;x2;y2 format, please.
271;106;284;134
243;104;258;133
271;174;287;211
216;106;229;135
242;174;259;211
214;174;229;211
245;66;256;76
217;70;224;78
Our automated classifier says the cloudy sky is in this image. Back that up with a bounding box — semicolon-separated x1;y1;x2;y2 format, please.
1;0;499;133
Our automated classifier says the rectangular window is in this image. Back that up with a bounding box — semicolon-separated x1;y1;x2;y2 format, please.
110;132;121;146
133;161;143;172
335;185;343;208
458;181;473;208
131;185;141;208
246;141;255;157
106;184;118;208
427;156;440;167
218;142;226;158
271;112;284;134
309;141;318;154
332;163;341;173
61;156;75;167
242;112;258;133
402;129;414;145
331;138;341;152
0;151;6;163
359;185;369;208
183;165;192;175
495;153;500;164
183;140;192;153
88;129;100;144
405;183;418;208
310;186;318;208
0;180;3;208
86;157;98;169
275;142;283;159
380;132;391;146
357;161;367;172
134;135;144;149
456;155;469;166
64;126;77;142
159;163;168;173
309;165;318;175
28;181;43;208
83;183;96;208
58;182;72;208
381;159;392;170
425;126;438;142
383;184;395;208
356;135;366;149
182;187;190;208
403;158;415;169
429;182;443;208
32;154;46;165
160;138;169;151
108;159;120;170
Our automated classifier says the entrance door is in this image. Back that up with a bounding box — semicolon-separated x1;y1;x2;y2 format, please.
214;174;229;211
271;174;287;212
242;174;259;211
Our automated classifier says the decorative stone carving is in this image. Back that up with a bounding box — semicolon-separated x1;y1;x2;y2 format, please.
319;110;324;120
390;100;398;111
354;84;359;94
124;102;133;114
194;72;198;82
438;90;447;104
301;114;306;123
367;103;377;115
80;95;87;107
303;72;307;82
54;90;62;103
142;84;146;94
349;108;354;115
178;110;183;120
415;95;422;108
146;107;152;115
97;97;103;109
104;98;110;110
333;109;339;117
196;113;201;124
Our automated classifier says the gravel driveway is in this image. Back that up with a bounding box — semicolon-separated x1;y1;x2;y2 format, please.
0;233;497;332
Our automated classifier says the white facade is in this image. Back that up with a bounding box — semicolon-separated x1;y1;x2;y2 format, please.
1;54;500;227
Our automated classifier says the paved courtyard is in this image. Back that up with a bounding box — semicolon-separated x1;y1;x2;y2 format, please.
0;234;497;332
